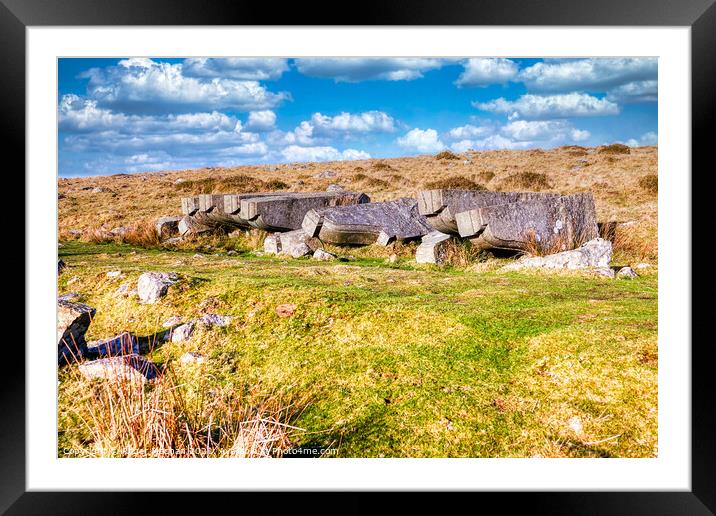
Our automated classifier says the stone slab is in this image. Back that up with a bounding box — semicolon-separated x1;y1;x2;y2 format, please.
302;198;431;246
415;231;453;264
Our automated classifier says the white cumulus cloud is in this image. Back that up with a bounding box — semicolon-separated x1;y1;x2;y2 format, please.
182;58;289;81
396;128;445;153
245;110;277;131
294;58;451;82
606;80;658;103
280;145;370;162
455;58;519;87
474;93;619;120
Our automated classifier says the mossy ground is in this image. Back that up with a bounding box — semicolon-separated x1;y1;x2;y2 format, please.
58;241;657;458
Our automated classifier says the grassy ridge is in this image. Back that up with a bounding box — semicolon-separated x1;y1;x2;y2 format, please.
58;241;657;457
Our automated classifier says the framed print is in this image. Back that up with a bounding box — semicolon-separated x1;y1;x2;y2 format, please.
6;0;714;511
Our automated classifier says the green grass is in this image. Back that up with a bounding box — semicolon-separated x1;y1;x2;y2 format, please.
58;241;658;458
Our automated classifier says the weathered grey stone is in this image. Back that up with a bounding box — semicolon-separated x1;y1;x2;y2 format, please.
302;198;432;246
162;315;183;328
289;243;312;258
180;352;205;365
58;292;80;302
78;354;159;382
170;321;195;343
155;216;182;238
178;215;215;237
182;193;285;231
415;231;453;264
137;272;178;304
106;270;122;278
264;234;281;255
198;314;233;327
58;259;66;274
110;226;129;237
313;249;336;261
57;300;96;364
616;266;638;279
592;267;616;278
417;190;557;235
634;263;652;270
240;191;370;232
326;184;345;192
455;192;598;253
85;332;138;358
502;238;612;271
265;229;317;256
315;170;336;178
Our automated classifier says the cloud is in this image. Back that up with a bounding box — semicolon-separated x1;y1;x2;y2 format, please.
280;145;370;162
445;123;494;140
518;58;657;93
309;111;396;136
245;110;277;131
182;58;289;81
474;93;619;119
500;120;590;142
79;58;289;113
396;128;445;153
606;80;658;103
294;58;450;82
455;58;519;87
625;131;658;147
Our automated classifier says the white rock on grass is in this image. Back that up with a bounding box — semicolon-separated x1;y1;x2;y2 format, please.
289;243;312;258
416;231;452;265
78;354;159;383
170;321;195;343
592;268;616;278
137;272;178;303
198;314;233;327
106;270;122;278
313;249;336;261
180;352;205;365
616;266;638;279
502;238;612;271
162;315;183;328
634;263;652;270
57;300;96;364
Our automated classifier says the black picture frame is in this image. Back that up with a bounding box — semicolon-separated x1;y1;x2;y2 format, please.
5;0;712;512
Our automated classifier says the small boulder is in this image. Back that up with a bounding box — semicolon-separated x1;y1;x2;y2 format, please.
289;243;312;258
326;184;345;192
170;321;195;343
162;315;183;328
634;263;652;270
180;352;205;365
592;267;616;278
78;354;159;382
315;170;336;179
313;249;336;261
155;216;182;239
58;292;80;302
502;238;612;271
264;234;281;255
106;270;122;278
616;266;638;279
198;314;233;328
137;272;178;304
416;231;452;265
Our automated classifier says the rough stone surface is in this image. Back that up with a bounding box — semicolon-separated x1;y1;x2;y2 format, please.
303;198;432;246
155;216;182;239
162;315;183;328
106;270;122;278
198;314;233;327
454;192;599;253
78;354;159;382
289;243;312;258
502;238;612;271
57;300;96;364
137;272;178;304
180;352;205;365
265;229;317;256
616;266;638;279
415;231;453;265
263;233;281;255
110;226;129;237
326;184;345;192
240;191;370;231
634;263;652;270
313;249;336;261
178;215;215;237
592;267;616;278
85;332;139;358
170;321;195;343
58;292;80;302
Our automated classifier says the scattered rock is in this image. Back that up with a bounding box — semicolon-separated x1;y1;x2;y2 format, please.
264;229;317;257
592;267;616;278
415;231;452;265
634;263;652;270
180;352;205;365
313;249;336;261
106;270;122;278
326;183;345;192
276;304;297;318
502;238;612;271
616;266;638;279
57;300;96;364
110;226;129;237
137;272;178;304
58;259;66;274
289;242;312;258
85;332;138;358
315;170;336;179
78;354;159;382
69;229;82;238
58;292;80;301
227;250;238;256
198;314;233;327
170;321;195;343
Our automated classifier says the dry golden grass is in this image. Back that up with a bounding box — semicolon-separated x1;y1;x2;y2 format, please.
58;146;658;263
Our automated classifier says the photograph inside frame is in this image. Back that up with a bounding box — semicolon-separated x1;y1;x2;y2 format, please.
56;56;658;459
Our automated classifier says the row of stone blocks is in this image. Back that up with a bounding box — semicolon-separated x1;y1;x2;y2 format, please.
173;189;599;262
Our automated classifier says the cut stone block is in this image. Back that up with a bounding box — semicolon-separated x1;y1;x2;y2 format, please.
264;229;317;256
418;190;562;235
240;191;370;232
455;192;598;253
78;354;159;382
57;300;96;364
155;216;182;239
502;238;612;271
302;198;432;246
415;231;453;264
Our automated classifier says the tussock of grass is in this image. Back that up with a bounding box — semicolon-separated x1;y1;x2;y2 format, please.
371;162;394;171
435;150;461;160
500;171;552;191
598;144;631;155
424;177;487;190
638;174;657;194
175;175;289;195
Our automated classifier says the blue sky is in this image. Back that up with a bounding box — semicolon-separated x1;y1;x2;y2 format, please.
58;57;657;177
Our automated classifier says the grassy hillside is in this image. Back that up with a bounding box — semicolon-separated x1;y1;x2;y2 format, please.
57;145;659;458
